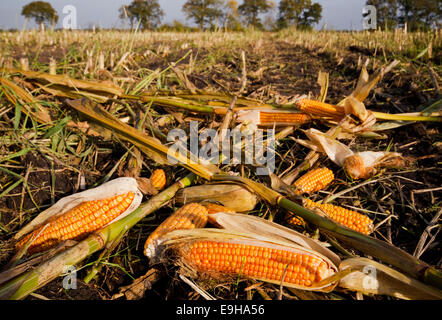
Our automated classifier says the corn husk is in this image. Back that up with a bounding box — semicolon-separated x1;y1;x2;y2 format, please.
339;61;400;105
303;128;353;166
339;258;442;300
300;128;404;179
153;228;339;292
175;184;258;212
14;177;143;241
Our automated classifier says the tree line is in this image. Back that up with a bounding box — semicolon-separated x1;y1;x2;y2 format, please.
119;0;324;31
366;0;441;31
20;0;322;31
20;0;440;32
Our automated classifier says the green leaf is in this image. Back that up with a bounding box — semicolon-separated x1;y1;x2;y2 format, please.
42;116;71;139
412;47;428;61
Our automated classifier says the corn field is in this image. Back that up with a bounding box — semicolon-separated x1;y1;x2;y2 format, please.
0;28;441;302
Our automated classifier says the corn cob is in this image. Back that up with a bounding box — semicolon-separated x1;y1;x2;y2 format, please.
182;240;334;287
150;169;166;190
293;168;334;195
202;203;236;214
303;198;374;235
144;203;209;257
285;212;305;226
259;112;312;126
295;99;345;120
17;192;136;253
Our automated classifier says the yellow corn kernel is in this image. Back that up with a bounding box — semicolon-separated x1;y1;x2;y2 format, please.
144;203;208;256
304;198;374;235
17;192;135;253
150;169;166;190
183;240;334;287
293;168;334;195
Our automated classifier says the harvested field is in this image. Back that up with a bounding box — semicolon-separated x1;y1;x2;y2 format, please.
0;29;441;301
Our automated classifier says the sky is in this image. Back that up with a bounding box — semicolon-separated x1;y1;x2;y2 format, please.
0;0;368;31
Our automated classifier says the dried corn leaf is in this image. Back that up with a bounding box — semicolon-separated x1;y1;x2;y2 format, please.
317;71;329;103
343;96;371;122
369;121;413;131
303;128;354;166
35;82;111;103
339;60;399;105
66;99;220;179
339;258;442;300
0;77;52;123
4;68;123;97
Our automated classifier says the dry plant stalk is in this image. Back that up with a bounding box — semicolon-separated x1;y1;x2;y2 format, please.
339;258;442;300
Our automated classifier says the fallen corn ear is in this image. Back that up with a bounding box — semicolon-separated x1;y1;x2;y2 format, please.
153;228;339;292
293;168;334;195
236;110;312;127
14;177;143;254
301;128;406;180
295;98;345;120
